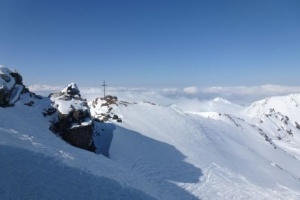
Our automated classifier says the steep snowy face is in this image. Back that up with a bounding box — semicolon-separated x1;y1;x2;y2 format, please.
245;94;300;159
0;66;24;106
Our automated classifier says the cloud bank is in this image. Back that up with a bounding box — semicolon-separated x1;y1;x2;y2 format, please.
183;86;199;95
29;84;300;107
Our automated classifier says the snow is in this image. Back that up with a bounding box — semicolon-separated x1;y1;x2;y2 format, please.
9;84;24;104
70;118;93;129
54;98;89;115
91;98;300;199
0;145;155;200
61;82;80;95
244;94;300;157
1;83;300;199
50;83;89;115
174;97;243;116
188;111;221;119
0;66;16;91
212;97;233;104
0;95;158;199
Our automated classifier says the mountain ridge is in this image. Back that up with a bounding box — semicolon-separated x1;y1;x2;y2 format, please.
1;66;300;199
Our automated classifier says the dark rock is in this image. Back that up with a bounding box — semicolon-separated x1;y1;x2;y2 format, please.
104;95;118;105
0;87;10;106
295;122;300;129
286;129;293;136
143;101;156;105
9;72;23;85
43;107;57;117
24;101;34;106
61;124;94;150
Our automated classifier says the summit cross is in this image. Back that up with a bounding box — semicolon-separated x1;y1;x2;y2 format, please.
102;80;107;98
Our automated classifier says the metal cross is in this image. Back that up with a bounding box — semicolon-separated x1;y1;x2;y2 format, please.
102;80;107;98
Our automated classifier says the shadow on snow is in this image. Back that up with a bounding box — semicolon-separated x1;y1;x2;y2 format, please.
94;122;203;200
0;145;155;200
93;122;115;157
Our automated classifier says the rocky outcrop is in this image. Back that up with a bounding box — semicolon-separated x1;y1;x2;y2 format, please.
0;66;25;107
89;95;123;123
49;83;95;152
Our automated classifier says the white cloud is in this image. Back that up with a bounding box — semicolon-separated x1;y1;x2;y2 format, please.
162;88;179;93
199;85;300;105
201;85;300;96
28;84;64;96
28;84;64;92
28;84;300;106
183;86;199;95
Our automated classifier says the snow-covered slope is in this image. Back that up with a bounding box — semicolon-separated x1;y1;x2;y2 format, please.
0;94;158;199
174;97;243;116
2;74;300;199
98;101;300;200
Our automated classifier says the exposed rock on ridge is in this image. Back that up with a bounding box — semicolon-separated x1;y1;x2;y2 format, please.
89;95;123;123
49;83;95;152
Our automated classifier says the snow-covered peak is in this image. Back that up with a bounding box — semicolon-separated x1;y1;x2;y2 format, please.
50;83;87;115
61;82;80;96
212;97;232;104
246;94;300;120
244;94;300;160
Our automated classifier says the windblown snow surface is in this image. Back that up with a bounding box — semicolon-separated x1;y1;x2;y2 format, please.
1;91;300;199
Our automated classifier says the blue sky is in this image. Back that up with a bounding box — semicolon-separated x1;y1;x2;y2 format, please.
0;0;299;87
